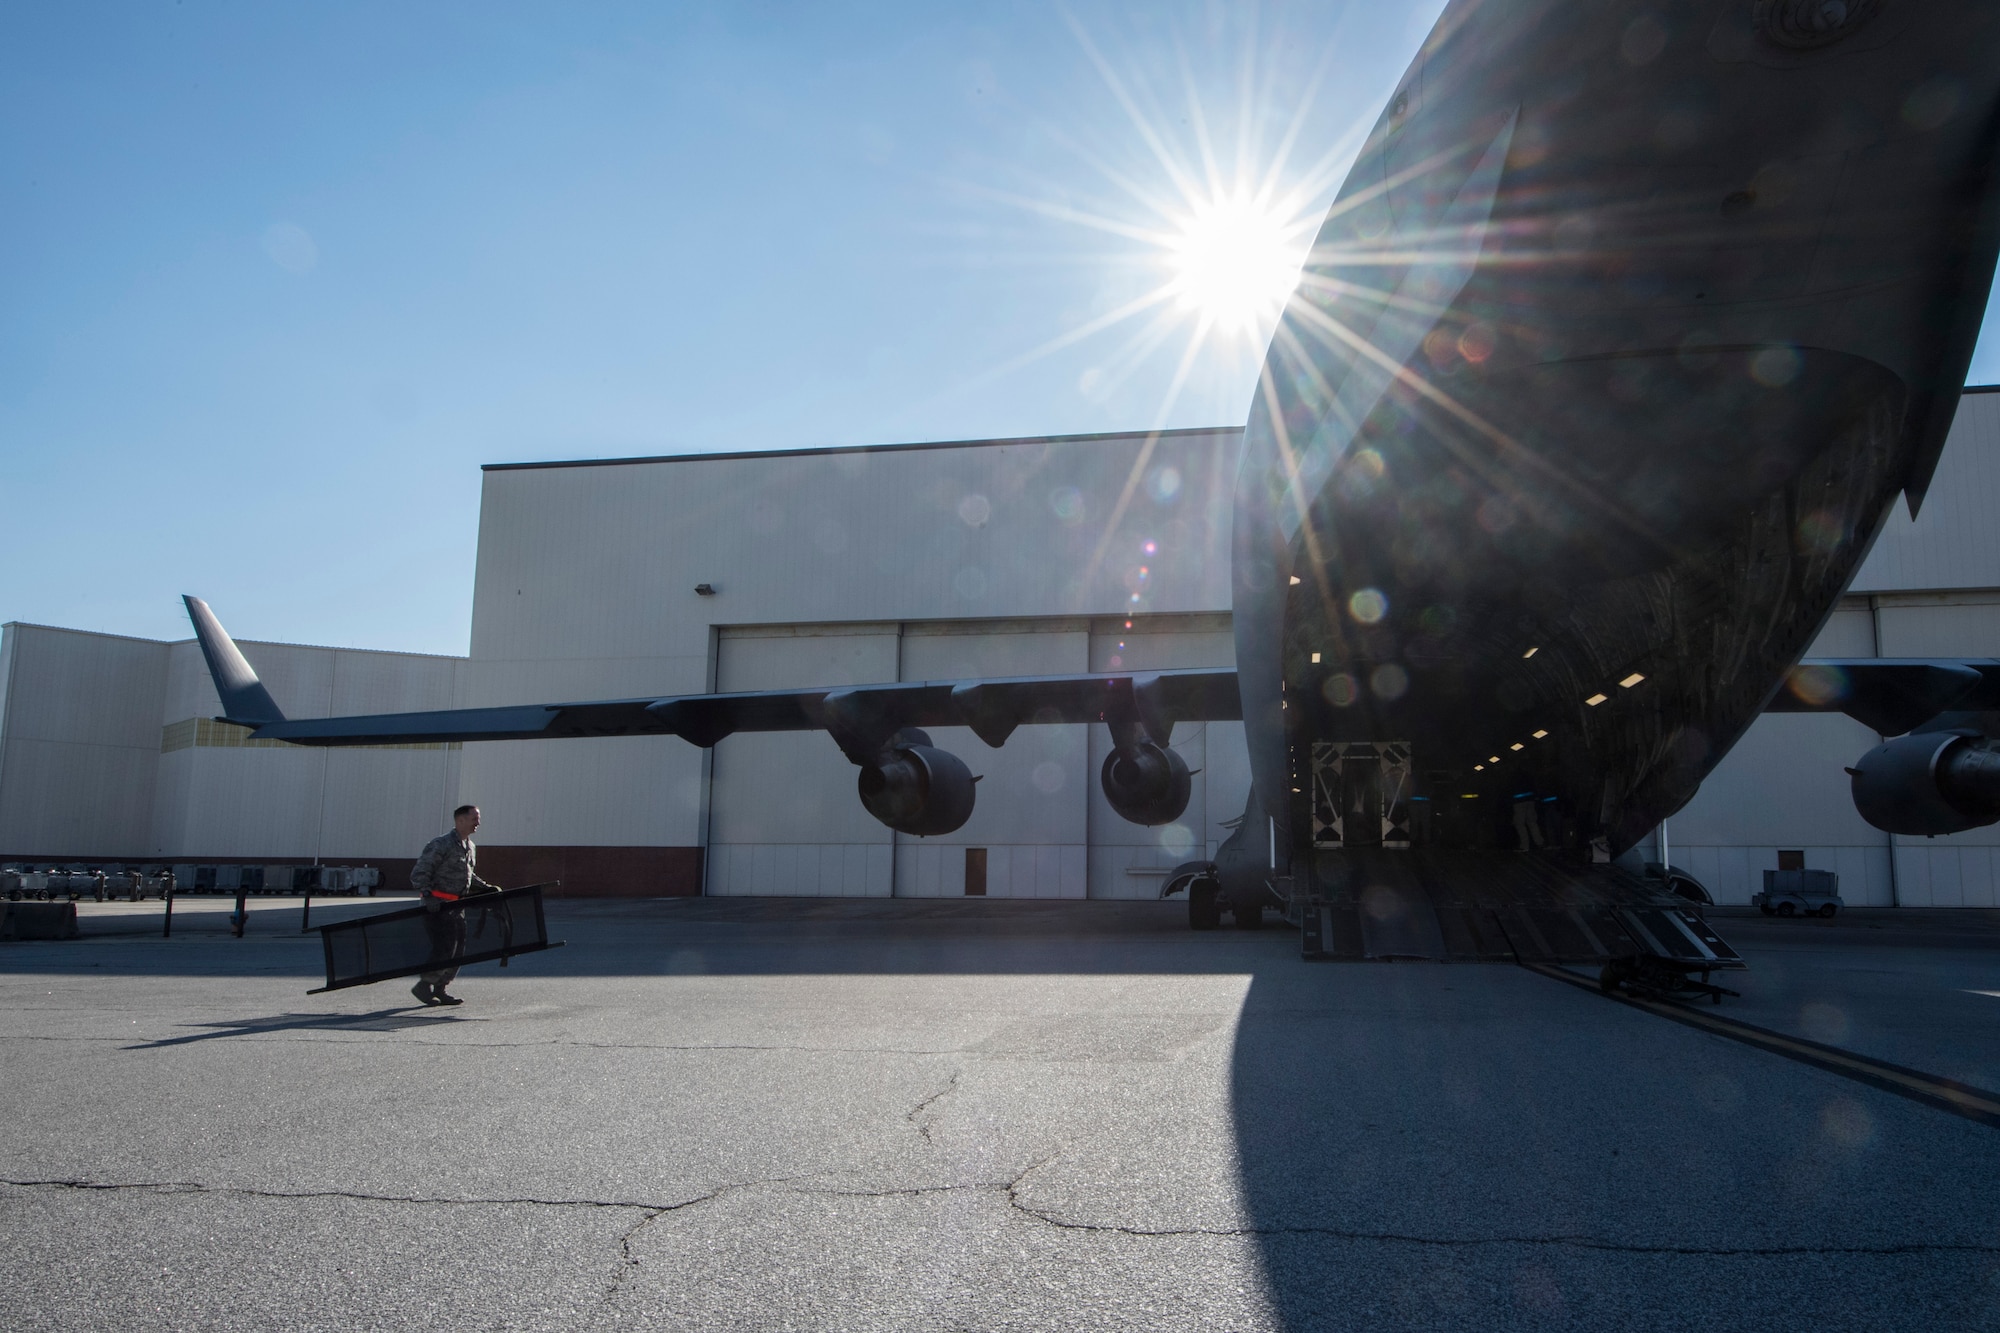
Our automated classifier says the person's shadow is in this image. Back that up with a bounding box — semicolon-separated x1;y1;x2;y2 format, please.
125;1006;473;1049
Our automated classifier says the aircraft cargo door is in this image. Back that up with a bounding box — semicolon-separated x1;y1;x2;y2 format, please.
706;624;899;896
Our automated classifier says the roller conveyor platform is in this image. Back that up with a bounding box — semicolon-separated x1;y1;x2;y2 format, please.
1296;850;1744;998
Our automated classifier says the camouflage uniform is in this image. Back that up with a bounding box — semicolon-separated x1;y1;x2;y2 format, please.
411;830;497;988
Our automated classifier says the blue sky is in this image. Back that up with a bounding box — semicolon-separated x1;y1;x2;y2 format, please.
5;2;1998;656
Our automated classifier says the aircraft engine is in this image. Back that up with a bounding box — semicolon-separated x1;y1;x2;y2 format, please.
1850;732;2000;836
1100;742;1192;826
857;732;977;836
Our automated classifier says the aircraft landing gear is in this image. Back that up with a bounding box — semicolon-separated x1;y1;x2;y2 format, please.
1188;878;1223;931
1234;901;1265;930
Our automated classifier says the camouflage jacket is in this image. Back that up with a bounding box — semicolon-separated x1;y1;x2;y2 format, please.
410;831;496;901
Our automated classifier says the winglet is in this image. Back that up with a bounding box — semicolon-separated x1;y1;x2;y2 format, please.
182;596;287;726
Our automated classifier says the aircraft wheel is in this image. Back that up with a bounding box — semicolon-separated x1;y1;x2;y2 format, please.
1188;880;1222;931
1818;903;1838;919
1777;902;1796;917
1598;960;1630;994
1234;902;1265;931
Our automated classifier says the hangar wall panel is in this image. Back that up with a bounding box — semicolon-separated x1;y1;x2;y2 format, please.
1084;615;1248;899
464;428;1242;872
152;639;466;860
890;621;1090;899
0;624;168;857
707;624;900;896
1854;389;2000;593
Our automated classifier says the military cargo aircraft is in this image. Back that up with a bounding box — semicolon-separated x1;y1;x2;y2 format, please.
184;1;2000;982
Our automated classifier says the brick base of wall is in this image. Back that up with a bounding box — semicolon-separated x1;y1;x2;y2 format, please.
476;845;703;898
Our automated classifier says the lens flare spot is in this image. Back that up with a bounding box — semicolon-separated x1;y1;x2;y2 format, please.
1370;663;1409;700
1049;487;1085;523
1322;674;1360;708
1348;588;1388;624
1457;321;1497;363
1751;345;1801;387
1796;509;1846;554
1822;1097;1874;1148
957;493;992;526
1788;664;1848;707
1147;467;1182;503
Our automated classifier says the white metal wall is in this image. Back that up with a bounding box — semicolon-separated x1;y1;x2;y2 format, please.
0;624;168;857
459;428;1241;858
706;623;900;897
1853;388;2000;593
150;639;466;860
1660;587;2000;906
700;614;1254;900
0;621;466;861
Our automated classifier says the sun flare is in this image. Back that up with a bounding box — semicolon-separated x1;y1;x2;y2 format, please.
1165;190;1305;338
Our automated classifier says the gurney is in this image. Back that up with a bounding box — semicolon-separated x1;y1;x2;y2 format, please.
309;882;563;994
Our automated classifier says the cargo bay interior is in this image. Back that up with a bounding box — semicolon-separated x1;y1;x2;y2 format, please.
3;392;1998;905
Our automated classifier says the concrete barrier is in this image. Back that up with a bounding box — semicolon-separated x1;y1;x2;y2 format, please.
0;901;79;940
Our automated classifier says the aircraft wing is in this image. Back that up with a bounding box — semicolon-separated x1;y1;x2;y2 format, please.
1768;658;2000;735
183;597;1241;753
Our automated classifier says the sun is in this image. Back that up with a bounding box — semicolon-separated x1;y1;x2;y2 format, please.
1164;190;1305;338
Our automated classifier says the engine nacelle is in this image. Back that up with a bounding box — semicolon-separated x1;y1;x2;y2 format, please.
857;738;977;836
1850;732;2000;836
1100;742;1191;826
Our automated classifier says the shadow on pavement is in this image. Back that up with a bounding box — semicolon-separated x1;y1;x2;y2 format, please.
124;1006;476;1049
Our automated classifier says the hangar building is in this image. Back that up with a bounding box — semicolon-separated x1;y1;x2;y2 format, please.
3;390;1998;905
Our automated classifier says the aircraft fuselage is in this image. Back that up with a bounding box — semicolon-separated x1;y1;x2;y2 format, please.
1233;0;2000;870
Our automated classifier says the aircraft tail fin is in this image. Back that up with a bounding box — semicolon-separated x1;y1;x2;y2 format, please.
182;596;287;727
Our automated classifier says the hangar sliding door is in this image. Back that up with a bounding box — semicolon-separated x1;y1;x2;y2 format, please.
705;624;899;896
891;621;1089;898
1086;614;1251;898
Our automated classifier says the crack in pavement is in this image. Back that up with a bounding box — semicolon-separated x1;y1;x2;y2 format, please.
807;1160;2000;1259
603;1206;672;1306
16;1167;1993;1262
0;1176;721;1215
906;1068;961;1143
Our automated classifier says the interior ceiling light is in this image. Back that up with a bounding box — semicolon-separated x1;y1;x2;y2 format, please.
1289;575;1301;585
1473;764;1485;771
1585;693;1608;706
1462;793;1479;798
1310;651;1321;663
1532;729;1548;738
1488;755;1501;763
1620;672;1646;688
1510;743;1524;751
1522;646;1539;658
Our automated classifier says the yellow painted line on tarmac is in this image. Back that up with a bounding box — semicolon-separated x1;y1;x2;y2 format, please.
1521;960;2000;1130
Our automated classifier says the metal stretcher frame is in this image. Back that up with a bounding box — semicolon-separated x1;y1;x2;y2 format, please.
309;882;563;994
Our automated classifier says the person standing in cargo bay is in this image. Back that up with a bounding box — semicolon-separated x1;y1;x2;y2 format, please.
409;804;499;1006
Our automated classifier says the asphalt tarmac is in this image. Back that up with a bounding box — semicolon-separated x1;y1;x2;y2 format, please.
4;896;2000;1331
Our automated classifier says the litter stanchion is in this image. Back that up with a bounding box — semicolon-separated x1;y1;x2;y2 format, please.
300;891;313;933
162;882;175;938
232;888;248;938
